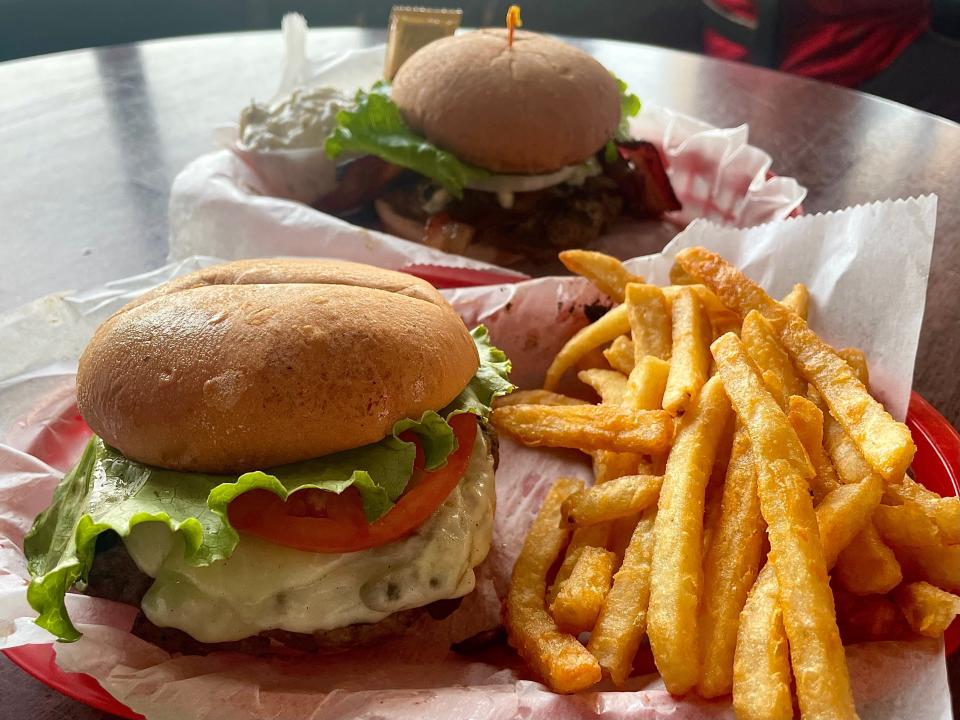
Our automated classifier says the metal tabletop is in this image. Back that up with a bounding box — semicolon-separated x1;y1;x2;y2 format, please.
1;27;958;720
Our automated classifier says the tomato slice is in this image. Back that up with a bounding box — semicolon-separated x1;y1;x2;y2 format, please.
227;413;478;553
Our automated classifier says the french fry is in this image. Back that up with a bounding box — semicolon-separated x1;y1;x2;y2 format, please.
544;304;629;391
874;503;960;593
733;477;880;720
559;249;643;303
885;475;960;545
588;507;657;685
491;404;673;454
677;246;915;480
711;336;814;480
625;283;671;361
815;478;884;567
505;478;602;693
701;416;736;557
779;282;809;319
669;261;699;286
591;357;671;489
741;309;805;407
550;546;618;634
607;513;641;563
547;524;612;605
732;566;792;720
494;389;587;408
712;332;856;719
834;523;903;595
577;368;629;405
697;423;765;699
875;501;940;547
700;469;725;559
894;581;960;638
662;287;712;416
603;334;636;374
563;474;663;526
837;347;869;385
625;355;671;413
662;284;733;322
823;410;879;485
819;392;903;591
759;370;785;407
592;450;641;483
557;411;641;608
787;395;840;502
647;375;731;694
817;395;904;593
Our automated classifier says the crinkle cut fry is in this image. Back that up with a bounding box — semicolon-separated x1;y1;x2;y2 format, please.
505;477;601;693
677;246;915;481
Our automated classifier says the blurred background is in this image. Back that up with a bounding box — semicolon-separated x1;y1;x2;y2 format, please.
2;0;959;121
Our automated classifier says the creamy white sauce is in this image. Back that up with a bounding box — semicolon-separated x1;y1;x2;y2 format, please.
238;86;349;151
464;157;602;196
123;431;495;643
423;157;603;212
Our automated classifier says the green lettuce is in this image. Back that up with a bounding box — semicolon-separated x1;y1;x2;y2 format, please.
605;75;643;161
324;82;490;198
25;326;512;642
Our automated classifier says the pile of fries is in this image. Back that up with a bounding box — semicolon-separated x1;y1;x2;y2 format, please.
493;248;960;718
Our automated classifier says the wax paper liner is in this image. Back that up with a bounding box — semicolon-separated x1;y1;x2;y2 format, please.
168;15;806;271
0;198;948;719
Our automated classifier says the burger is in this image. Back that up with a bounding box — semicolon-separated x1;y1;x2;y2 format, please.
24;258;512;653
323;29;680;264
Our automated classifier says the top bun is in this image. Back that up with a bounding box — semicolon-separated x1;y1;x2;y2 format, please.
391;29;621;174
77;259;479;474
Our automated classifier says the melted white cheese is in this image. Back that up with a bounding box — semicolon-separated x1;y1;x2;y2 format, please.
123;431;495;643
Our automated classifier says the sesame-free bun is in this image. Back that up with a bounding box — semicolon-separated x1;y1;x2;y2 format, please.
77;259;479;473
391;29;621;174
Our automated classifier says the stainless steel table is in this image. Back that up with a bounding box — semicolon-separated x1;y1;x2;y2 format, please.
1;27;958;720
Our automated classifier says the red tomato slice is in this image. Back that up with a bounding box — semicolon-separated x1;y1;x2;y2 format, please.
227;414;478;553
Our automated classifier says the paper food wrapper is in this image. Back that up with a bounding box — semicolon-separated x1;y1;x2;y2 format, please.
0;197;946;719
168;15;806;273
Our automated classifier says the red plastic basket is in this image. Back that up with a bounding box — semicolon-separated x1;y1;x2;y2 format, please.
3;267;957;718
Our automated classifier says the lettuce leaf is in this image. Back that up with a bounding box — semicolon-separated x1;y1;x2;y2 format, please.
25;326;512;642
606;75;643;161
324;82;489;198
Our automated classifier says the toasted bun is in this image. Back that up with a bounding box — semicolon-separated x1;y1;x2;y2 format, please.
77;259;479;473
391;29;620;174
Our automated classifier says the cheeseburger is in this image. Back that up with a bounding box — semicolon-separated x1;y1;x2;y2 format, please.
324;29;680;263
25;259;512;651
